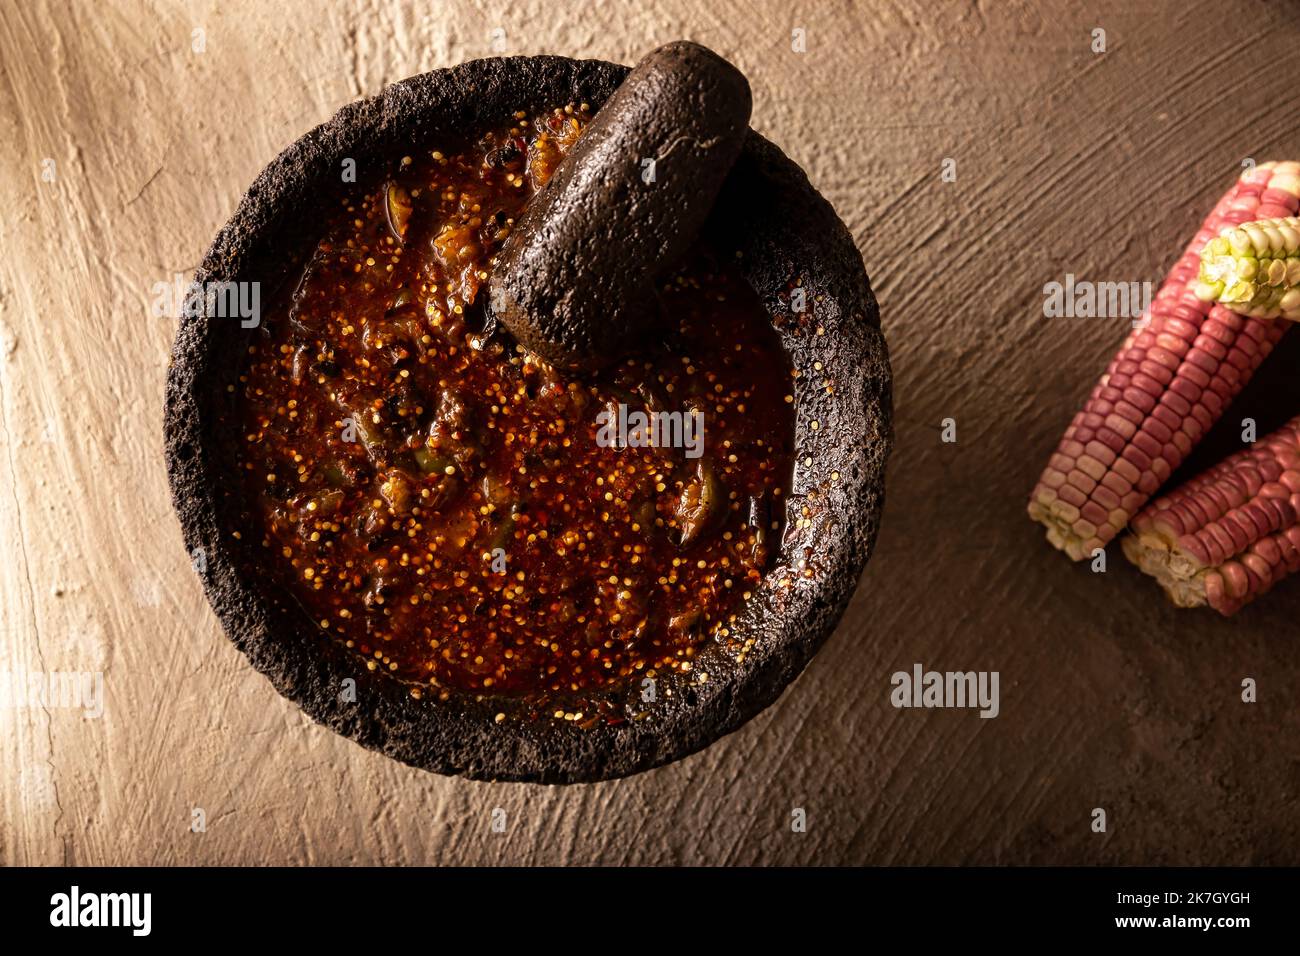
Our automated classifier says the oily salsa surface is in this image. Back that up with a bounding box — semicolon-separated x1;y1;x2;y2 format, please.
233;104;796;702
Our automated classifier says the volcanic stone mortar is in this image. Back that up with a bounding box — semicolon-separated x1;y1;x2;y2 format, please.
163;55;892;783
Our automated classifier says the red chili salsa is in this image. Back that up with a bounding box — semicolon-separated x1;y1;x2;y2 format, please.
233;105;796;700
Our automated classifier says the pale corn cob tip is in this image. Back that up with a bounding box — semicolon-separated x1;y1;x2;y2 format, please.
1123;417;1300;615
1196;212;1300;320
1029;161;1300;560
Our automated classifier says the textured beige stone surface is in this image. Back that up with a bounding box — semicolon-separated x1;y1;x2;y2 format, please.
1;0;1298;865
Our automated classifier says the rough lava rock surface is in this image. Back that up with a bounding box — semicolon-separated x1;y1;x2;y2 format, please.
488;42;752;370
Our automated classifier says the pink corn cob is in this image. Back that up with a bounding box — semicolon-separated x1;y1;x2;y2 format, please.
1123;417;1300;615
1029;162;1300;559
